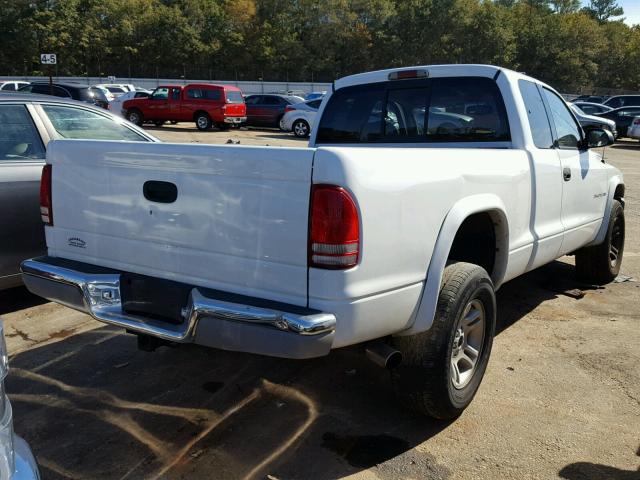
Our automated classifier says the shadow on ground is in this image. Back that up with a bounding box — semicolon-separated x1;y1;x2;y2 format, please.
7;260;602;479
559;461;640;480
0;286;47;315
610;140;639;151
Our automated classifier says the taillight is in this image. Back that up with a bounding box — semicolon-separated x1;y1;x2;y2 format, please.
284;105;295;113
309;185;359;269
40;164;53;226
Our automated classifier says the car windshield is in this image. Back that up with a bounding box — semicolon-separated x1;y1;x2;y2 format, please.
225;91;244;103
42;104;149;141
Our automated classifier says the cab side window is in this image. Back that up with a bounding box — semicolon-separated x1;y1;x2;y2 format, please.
543;88;581;149
518;80;554;149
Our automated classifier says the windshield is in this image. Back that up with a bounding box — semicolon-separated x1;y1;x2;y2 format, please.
225;91;244;103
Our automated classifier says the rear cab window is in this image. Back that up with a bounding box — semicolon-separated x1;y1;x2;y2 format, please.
316;76;510;144
224;90;244;104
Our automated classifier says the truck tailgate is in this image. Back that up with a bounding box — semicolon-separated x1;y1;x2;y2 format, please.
45;140;315;306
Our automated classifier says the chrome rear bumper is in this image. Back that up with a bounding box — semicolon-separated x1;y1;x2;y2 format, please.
21;257;335;359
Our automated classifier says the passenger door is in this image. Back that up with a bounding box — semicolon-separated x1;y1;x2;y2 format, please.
0;104;48;288
541;88;608;255
146;88;170;119
518;80;564;270
245;95;263;125
168;87;184;120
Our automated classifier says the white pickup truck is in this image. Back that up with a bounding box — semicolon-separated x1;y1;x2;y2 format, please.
22;65;625;419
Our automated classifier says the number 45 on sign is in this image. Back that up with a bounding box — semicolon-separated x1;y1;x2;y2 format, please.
40;54;57;65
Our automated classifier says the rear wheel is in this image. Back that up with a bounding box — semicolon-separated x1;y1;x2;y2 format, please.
126;109;143;126
292;119;310;138
195;113;211;131
575;199;625;284
391;262;496;419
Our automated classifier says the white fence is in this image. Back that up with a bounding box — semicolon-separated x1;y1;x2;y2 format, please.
0;76;332;95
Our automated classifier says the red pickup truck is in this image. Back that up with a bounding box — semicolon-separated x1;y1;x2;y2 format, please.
123;83;247;130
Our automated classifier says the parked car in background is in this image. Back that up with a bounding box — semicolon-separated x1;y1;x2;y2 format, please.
626;116;640;140
0;81;29;92
595;105;640;137
94;85;115;102
572;101;613;115
95;83;136;97
570;103;617;138
244;94;304;128
0;93;157;290
574;95;606;104
280;98;322;137
602;95;640;109
111;89;151;117
0;319;40;479
305;91;326;101
123;84;246;130
19;82;110;109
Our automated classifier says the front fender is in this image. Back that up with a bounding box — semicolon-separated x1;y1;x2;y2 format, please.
398;194;509;336
586;174;624;248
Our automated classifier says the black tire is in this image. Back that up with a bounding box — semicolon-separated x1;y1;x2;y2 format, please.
391;262;496;419
126;109;143;126
292;119;310;138
195;113;211;131
575;199;625;284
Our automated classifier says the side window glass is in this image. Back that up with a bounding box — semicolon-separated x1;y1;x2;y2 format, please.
308;100;322;109
383;88;427;139
0;105;45;161
518;80;554;149
543;89;581;149
53;86;71;98
171;88;181;100
187;89;203;99
203;89;221;101
427;77;510;142
151;88;168;100
42;105;149;142
245;96;259;105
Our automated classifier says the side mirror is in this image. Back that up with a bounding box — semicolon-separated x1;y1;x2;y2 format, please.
584;128;614;148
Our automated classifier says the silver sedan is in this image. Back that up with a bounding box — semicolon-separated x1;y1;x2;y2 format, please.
0;93;158;290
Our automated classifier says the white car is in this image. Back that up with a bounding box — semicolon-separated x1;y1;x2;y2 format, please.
22;64;624;420
110;89;152;117
626;116;640;140
0;81;29;92
280;98;322;137
94;83;136;97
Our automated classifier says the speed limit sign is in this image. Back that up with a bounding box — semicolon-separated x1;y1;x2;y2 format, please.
40;53;57;65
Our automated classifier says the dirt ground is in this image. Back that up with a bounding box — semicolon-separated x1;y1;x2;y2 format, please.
1;126;638;480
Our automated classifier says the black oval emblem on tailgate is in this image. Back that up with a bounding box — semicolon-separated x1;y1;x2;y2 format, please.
143;181;178;203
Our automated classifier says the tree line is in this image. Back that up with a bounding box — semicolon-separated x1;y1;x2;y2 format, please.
1;0;638;92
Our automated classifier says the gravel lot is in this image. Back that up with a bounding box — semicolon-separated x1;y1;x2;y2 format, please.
1;126;638;480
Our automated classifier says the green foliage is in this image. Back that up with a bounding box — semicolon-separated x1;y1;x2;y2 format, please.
582;0;624;23
0;0;638;91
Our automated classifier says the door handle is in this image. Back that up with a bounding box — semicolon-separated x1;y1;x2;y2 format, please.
144;180;178;203
563;168;572;181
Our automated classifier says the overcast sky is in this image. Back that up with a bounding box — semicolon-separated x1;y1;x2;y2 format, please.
581;0;640;25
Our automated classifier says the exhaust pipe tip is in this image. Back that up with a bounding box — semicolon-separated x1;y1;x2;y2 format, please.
366;342;402;369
